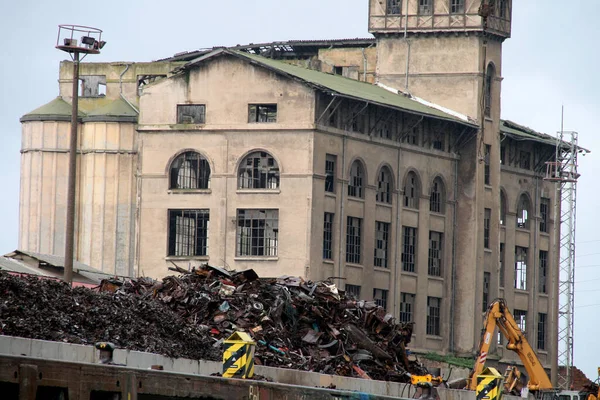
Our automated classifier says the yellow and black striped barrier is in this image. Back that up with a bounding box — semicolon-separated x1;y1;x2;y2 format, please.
476;367;504;400
223;331;256;379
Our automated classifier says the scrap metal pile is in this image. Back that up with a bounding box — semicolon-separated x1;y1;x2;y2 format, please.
0;265;429;381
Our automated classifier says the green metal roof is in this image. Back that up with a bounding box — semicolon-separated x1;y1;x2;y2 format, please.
183;49;477;128
20;97;86;122
83;98;138;123
500;120;590;153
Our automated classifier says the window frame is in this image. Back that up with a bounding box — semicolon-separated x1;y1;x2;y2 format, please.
323;212;334;260
348;160;365;199
540;197;550;233
517;194;531;229
167;209;210;257
345;284;362;299
539;250;548;294
514;309;527;333
400;292;416;323
169;151;211;190
428;231;443;277
483;272;491;311
376;167;393;204
374;221;390;268
499;242;505;288
427;296;441;336
449;0;465;14
515;246;528;290
418;0;433;15
387;0;402;15
404;172;420;209
325;154;337;193
484;144;491;185
248;104;277;123
346;216;363;264
537;313;547;350
484;208;491;249
236;209;279;257
402;226;417;272
373;288;389;311
238;151;280;190
430;178;445;213
177;104;206;124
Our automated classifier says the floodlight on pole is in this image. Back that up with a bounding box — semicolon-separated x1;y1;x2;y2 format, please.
55;24;105;285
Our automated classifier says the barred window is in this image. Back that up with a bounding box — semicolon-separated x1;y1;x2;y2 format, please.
500;191;507;226
373;288;389;311
430;178;445;213
483;272;490;312
376;167;393;204
346;216;362;264
540;198;550;233
537;313;547;350
517;194;531;229
168;209;209;257
404;171;420;209
484;144;491;184
177;104;205;124
539;250;548;294
428;231;443;276
400;293;415;323
248;104;277;123
514;309;527;334
387;0;402;15
515;246;528;290
427;297;441;336
419;0;432;15
238;151;280;189
325;154;336;193
345;284;362;299
499;243;505;288
402;226;417;272
323;213;334;260
484;208;491;249
348;161;365;198
236;209;279;257
450;0;464;14
374;221;390;268
169;151;211;190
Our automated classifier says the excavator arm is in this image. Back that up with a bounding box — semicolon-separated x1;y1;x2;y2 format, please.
468;299;553;392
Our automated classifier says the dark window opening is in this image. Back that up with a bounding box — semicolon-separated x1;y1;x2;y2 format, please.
348;161;365;198
325;154;336;193
177;104;206;124
248;104;277;123
346;216;362;264
323;213;334;260
238;151;280;189
499;243;505;287
539;250;548;294
540;197;550;233
519;151;531;170
80;75;107;98
450;0;464;14
484;144;491;185
376;167;393;204
500;191;507;226
400;293;415;323
334;66;344;75
402;226;417;272
236;209;279;256
427;297;441;336
483;272;491;311
387;0;402;15
430;178;445;213
498;0;508;18
346;284;361;299
517;194;531;229
432;132;445;151
374;221;390;268
168;209;209;257
515;246;528;290
485;64;495;117
500;146;506;165
169;151;211;190
404;172;420;209
484;208;491;249
419;0;433;15
537;313;547;350
514;309;527;334
428;231;443;277
373;288;389;311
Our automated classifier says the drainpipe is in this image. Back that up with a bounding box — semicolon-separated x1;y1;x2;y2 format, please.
450;156;459;353
119;64;139;114
393;145;402;318
337;136;347;280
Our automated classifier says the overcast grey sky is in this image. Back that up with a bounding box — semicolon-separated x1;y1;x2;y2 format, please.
2;0;599;379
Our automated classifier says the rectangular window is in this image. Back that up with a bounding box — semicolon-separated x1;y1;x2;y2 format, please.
236;209;279;256
387;0;402;15
499;243;505;288
515;247;528;290
519;151;531;170
373;288;389;310
374;221;390;268
419;0;433;15
537;313;547;350
400;293;415;323
514;309;527;334
427;297;441;336
483;272;491;312
500;146;506;165
346;216;362;264
539;250;548;294
177;104;206;124
428;231;443;277
450;0;465;14
168;209;209;256
346;284;361;299
432;132;445;151
484;208;491;249
323;213;334;260
484;144;491;185
540;197;550;233
248;104;277;123
325;154;336;193
402;226;417;272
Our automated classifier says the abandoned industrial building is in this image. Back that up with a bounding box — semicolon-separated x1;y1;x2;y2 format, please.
18;0;586;379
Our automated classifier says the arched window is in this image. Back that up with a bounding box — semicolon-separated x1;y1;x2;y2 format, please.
517;194;531;229
348;160;365;198
376;166;393;204
238;151;280;189
500;191;507;226
403;171;420;209
169;151;211;190
485;63;495;117
430;177;445;213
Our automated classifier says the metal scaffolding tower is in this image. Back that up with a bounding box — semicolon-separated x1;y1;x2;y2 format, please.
545;125;585;389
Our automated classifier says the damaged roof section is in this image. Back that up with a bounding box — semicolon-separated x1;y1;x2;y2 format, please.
501;120;590;153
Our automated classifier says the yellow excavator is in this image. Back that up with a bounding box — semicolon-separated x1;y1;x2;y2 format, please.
469;299;599;400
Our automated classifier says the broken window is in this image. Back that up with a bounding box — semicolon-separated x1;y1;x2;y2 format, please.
484;208;491;249
403;171;420;209
419;0;433;15
483;272;490;312
236;209;279;257
177;104;206;124
428;231;443;277
484;144;491;185
430;178;445;213
168;209;209;257
537;313;547;350
248;104;277;123
373;288;389;311
345;284;361;299
374;221;390;268
519;151;531;170
498;0;508;18
540;197;550;233
400;293;415;323
500;145;506;165
450;0;464;14
137;74;166;96
517;194;531;229
402;226;417;272
169;151;211;190
323;213;334;260
539;250;548;294
238;151;280;189
376;166;393;204
346;216;362;264
515;246;528;290
427;297;441;336
79;75;106;98
514;309;527;333
348;160;365;198
333;66;344;76
387;0;402;15
432;131;445;151
500;191;507;226
378;121;392;140
485;64;495;117
403;126;419;145
499;243;505;287
325;154;336;193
